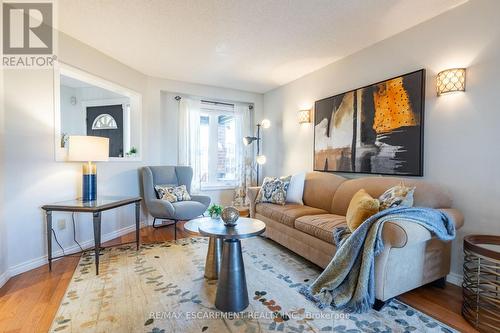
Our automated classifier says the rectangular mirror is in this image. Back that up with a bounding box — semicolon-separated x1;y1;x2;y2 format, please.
54;63;142;161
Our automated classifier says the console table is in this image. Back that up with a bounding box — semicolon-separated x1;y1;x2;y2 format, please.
42;196;142;275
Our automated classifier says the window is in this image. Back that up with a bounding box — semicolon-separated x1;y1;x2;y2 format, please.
198;102;239;189
91;113;118;130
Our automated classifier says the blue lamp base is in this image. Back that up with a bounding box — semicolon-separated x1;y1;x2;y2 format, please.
82;162;97;201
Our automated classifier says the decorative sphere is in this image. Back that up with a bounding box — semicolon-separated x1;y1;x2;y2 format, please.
221;206;239;227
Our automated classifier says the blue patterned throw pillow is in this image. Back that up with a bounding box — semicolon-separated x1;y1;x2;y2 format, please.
256;176;292;205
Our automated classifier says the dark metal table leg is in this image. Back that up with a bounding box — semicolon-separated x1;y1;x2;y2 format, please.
135;202;140;250
174;220;177;240
215;239;248;312
46;211;52;271
205;237;222;280
93;211;101;275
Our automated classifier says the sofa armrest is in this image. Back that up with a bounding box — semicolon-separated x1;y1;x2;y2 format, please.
247;186;261;217
382;208;464;248
382;221;431;248
147;199;175;218
440;208;464;230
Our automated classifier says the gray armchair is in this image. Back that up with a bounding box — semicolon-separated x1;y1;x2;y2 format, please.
141;166;211;239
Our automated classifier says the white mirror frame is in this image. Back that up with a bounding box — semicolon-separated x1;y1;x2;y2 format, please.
54;62;142;162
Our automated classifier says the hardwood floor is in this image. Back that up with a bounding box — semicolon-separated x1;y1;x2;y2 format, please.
0;222;476;333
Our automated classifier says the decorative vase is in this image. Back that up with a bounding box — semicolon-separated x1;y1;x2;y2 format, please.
221;206;239;227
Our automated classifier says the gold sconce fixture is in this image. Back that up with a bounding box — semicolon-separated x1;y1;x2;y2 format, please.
437;68;466;96
298;109;311;124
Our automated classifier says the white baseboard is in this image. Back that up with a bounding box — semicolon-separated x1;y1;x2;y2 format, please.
446;272;463;286
0;222;145;289
0;271;10;288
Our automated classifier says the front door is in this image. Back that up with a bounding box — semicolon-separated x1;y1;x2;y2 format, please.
86;105;124;157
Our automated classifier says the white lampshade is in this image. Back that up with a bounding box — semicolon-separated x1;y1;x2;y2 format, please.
256;155;267;165
68;136;109;162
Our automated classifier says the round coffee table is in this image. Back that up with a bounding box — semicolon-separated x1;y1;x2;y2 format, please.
184;217;224;280
199;218;266;313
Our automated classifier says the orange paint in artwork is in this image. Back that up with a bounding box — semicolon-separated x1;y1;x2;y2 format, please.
372;77;417;133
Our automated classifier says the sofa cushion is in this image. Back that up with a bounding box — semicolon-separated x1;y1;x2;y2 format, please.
255;203;328;228
303;172;346;212
331;177;452;215
295;214;347;244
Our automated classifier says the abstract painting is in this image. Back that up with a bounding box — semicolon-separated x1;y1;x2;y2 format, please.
314;69;425;176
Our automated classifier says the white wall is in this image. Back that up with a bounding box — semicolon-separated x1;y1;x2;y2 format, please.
60;85;83;135
3;32;149;278
0;65;8;285
262;0;500;281
0;31;263;286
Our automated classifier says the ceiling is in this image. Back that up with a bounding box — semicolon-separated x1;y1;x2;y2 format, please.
58;0;466;93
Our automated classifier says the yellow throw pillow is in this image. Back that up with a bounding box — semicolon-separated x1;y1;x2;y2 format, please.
346;189;380;232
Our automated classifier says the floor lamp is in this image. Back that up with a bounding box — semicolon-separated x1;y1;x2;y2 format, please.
243;119;270;185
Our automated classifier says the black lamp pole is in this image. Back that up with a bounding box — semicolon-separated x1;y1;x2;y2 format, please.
244;123;266;186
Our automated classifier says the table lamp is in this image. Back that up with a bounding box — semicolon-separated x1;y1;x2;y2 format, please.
68;136;109;201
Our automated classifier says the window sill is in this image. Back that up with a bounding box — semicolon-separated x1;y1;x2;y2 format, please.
200;184;237;191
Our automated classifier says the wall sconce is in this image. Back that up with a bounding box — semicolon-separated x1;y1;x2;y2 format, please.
437;68;466;96
298;109;311;124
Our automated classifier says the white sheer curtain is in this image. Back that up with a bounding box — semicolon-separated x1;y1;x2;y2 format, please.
233;103;254;206
178;97;201;193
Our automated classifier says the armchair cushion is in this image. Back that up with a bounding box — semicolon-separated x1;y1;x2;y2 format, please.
147;199;175;218
171;201;207;220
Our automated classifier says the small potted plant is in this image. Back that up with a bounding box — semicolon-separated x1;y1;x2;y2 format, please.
126;147;138;157
208;204;223;219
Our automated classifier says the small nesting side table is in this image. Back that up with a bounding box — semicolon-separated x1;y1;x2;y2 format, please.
183;217;224;280
462;235;500;332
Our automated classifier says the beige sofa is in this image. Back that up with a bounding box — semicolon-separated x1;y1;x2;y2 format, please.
247;172;464;303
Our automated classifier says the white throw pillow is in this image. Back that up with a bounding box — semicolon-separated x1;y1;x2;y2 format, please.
286;172;306;205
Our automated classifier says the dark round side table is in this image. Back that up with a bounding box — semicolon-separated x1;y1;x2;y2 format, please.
199;218;266;313
462;235;500;332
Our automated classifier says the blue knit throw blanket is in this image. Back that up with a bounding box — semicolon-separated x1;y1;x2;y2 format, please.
299;207;456;313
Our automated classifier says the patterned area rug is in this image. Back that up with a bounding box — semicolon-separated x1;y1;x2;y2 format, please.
50;237;457;333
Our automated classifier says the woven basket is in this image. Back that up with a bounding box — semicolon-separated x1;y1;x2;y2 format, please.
462;235;500;332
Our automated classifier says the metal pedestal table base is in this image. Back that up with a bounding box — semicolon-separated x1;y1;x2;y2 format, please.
204;237;223;280
215;239;248;312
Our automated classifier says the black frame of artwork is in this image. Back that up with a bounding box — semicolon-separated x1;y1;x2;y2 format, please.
313;69;425;176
